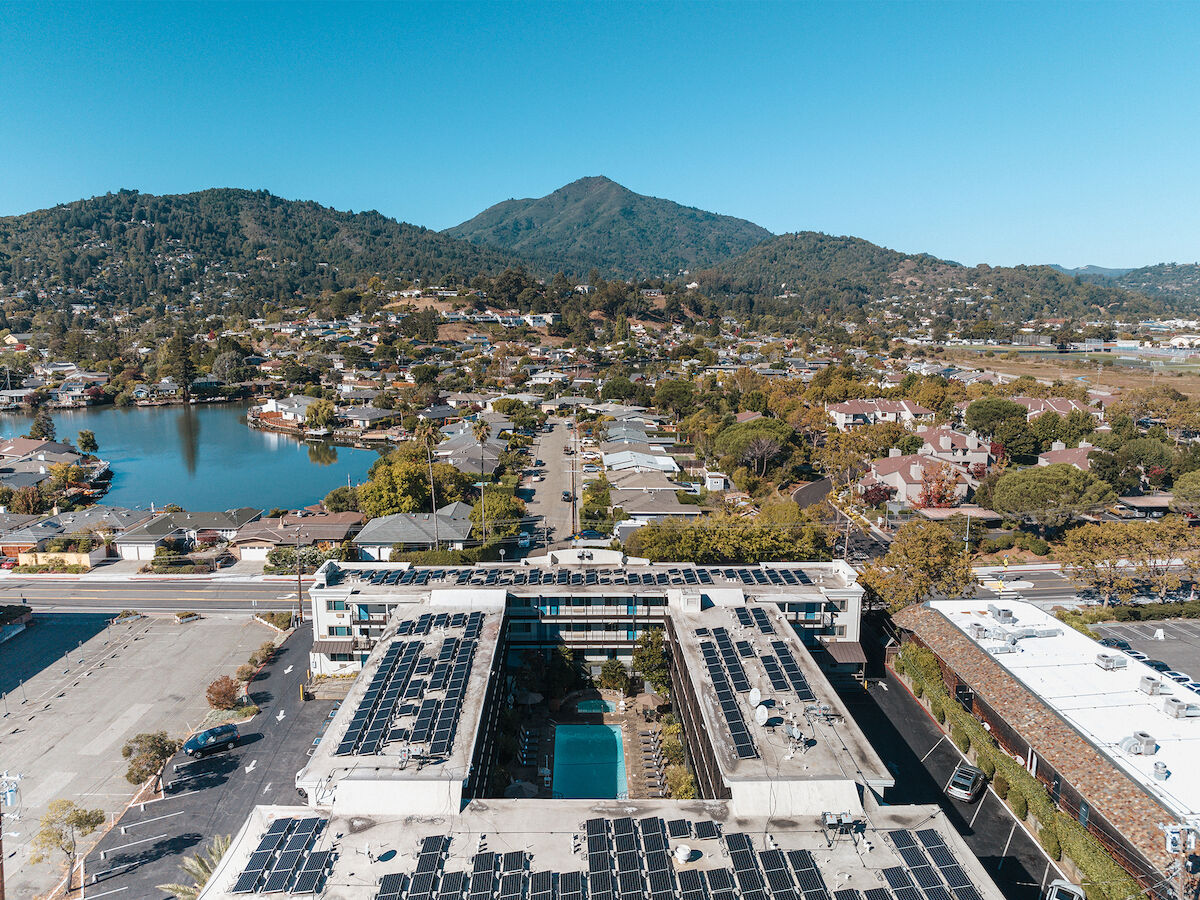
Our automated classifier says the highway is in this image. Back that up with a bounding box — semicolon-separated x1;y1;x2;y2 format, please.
0;578;299;614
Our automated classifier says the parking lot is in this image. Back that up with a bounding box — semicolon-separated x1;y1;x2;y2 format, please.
1;612;269;898
1092;618;1200;684
81;623;335;899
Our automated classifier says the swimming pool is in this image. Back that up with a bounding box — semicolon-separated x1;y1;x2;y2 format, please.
552;724;627;799
575;698;616;713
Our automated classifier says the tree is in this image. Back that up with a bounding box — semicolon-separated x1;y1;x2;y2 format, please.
964;397;1026;436
305;398;337;430
206;675;240;710
357;457;472;519
915;461;960;509
1061;523;1137;605
1171;470;1200;517
27;407;56;441
472;420;492;539
858;520;975;611
77;429;98;453
741;436;781;476
654;379;695;417
598;659;631;694
210;350;245;384
122;731;182;788
632;628;671;699
991;417;1038;461
989;464;1115;532
164;328;197;399
323;484;359;513
30;799;105;892
470;488;525;539
1130;519;1193;601
414;421;441;548
158;834;232;900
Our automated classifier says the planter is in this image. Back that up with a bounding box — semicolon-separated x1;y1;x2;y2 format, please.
174;612;201;624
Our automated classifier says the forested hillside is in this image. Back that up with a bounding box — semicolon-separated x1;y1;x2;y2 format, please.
0;188;519;307
446;176;772;277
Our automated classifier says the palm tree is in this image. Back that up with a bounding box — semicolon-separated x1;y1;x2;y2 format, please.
472;419;492;541
414;421;440;550
159;834;231;900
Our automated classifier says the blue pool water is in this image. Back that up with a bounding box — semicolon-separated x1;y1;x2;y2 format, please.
576;698;616;713
552;724;627;799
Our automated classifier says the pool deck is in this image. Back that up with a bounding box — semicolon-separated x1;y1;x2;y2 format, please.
534;690;667;800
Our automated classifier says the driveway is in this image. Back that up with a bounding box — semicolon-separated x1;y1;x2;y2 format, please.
845;671;1066;900
82;623;335;899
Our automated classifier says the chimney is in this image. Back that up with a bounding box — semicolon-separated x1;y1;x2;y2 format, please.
939;435;951;450
1051;440;1066;451
889;448;902;458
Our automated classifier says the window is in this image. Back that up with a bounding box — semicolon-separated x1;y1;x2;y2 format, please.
326;599;346;611
329;626;350;637
1078;800;1090;828
330;653;352;662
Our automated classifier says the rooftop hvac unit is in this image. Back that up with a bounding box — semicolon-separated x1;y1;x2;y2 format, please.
1140;675;1164;695
987;604;1015;624
968;623;989;640
1163;696;1200;718
1095;652;1128;671
1154;761;1170;781
1034;627;1063;638
988;644;1016;655
1118;731;1157;755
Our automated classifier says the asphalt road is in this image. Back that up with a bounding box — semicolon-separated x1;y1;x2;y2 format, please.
0;578;299;614
791;476;832;509
82;623;335;899
524;418;575;548
845;671;1065;900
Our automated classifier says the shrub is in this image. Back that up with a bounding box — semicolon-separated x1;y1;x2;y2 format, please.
912;680;924;699
236;663;257;683
1010;789;1028;820
978;755;995;778
121;731;181;786
992;775;1009;799
950;724;970;754
1039;824;1061;861
206;676;241;710
931;697;946;724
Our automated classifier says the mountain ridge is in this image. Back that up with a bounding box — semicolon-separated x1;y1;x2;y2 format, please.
445;176;772;277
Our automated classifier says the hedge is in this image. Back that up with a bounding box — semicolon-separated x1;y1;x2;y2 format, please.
896;643;1141;900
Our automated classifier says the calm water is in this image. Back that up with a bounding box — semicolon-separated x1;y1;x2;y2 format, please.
0;402;383;512
552;724;627;799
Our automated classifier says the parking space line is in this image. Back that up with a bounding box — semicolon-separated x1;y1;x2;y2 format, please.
100;832;168;858
920;735;946;763
82;886;128;899
120;809;184;832
968;796;987;829
997;821;1017;871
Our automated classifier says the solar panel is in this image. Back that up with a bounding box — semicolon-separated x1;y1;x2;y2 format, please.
530;870;553;900
864;891;893;900
667;818;691;839
376;872;406;900
695;820;721;840
707;869;735;892
834;892;863;900
292;850;332;894
502;850;525;873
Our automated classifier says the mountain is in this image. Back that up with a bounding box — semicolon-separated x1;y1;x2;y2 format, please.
701;231;1162;318
1104;263;1200;304
1050;264;1135;279
0;188;520;307
445;176;772;277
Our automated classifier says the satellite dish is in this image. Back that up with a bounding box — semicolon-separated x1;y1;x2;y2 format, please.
754;704;769;727
748;687;762;708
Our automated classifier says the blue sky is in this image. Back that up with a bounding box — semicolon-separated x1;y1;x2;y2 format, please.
2;1;1197;268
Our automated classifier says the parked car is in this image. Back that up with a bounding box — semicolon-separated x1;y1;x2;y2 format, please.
534;459;544;467
1126;650;1149;661
1165;671;1191;684
945;762;986;802
578;530;607;540
182;723;240;757
561;490;572;502
0;558;15;570
517;532;531;549
1099;638;1132;652
1146;659;1171;673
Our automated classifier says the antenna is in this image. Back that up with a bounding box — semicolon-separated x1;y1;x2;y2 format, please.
754;704;769;727
748;687;762;708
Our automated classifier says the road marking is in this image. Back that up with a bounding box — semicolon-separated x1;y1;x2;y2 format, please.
245;759;257;774
263;783;272;793
276;709;286;722
120;809;185;832
100;833;168;858
878;683;888;691
996;821;1017;871
284;665;294;674
83;887;129;898
1040;861;1052;892
140;789;198;809
968;796;986;828
920;736;945;763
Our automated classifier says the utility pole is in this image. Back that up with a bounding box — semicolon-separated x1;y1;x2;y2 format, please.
295;530;303;626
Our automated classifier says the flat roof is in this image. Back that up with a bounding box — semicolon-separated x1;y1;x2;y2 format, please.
671;601;893;796
296;601;504;805
198;800;1005;900
930;599;1200;821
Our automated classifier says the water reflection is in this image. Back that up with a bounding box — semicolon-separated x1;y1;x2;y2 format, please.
307;442;339;466
177;404;199;475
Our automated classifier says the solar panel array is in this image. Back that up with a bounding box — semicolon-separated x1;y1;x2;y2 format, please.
230;817;330;895
770;640;817;703
335;612;485;759
699;639;758;759
366;820;973;900
886;830;983;900
333;565;815;591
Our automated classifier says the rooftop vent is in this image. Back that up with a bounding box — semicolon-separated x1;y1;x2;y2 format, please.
1163;696;1200;718
987;604;1015;624
1118;731;1157;755
1154;761;1170;781
1139;675;1164;695
1096;652;1128;671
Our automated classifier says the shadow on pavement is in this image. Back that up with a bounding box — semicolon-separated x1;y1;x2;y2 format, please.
0;612;110;695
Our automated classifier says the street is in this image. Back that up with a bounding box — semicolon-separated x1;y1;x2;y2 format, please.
0;578;299;615
522;418;576;548
82;624;334;899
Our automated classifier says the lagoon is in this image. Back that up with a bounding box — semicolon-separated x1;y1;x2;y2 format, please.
0;402;383;512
